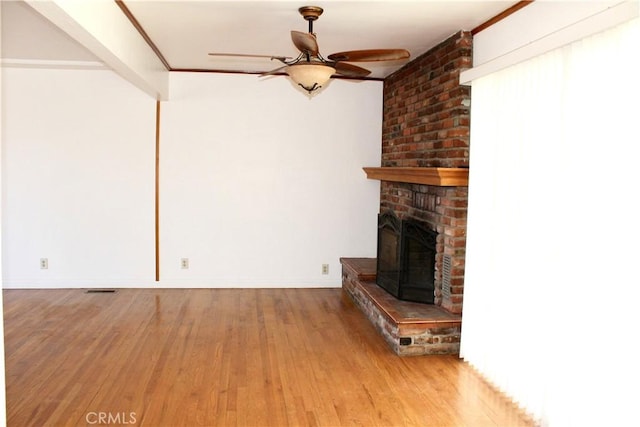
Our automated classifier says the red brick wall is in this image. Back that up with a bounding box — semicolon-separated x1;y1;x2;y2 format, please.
380;31;471;314
383;30;472;168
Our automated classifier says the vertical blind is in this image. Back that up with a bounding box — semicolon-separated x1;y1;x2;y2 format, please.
461;17;640;426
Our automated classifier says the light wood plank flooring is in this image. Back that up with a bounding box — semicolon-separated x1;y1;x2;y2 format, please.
3;288;535;426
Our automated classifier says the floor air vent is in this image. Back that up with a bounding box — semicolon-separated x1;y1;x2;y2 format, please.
85;289;117;293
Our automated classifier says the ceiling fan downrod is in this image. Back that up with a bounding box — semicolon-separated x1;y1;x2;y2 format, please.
299;6;323;34
298;6;323;63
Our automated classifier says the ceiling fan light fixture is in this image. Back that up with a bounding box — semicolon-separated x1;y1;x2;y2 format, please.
285;63;335;94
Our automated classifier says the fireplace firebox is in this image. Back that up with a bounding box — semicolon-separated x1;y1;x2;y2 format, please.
376;211;437;304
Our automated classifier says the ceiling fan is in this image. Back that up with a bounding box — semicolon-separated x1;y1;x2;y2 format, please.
208;6;410;94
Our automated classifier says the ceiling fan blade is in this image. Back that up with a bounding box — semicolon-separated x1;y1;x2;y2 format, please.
327;49;410;62
259;65;288;77
291;31;319;56
333;62;371;78
208;53;291;61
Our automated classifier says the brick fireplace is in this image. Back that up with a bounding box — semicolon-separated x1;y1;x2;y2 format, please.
381;29;471;315
341;30;471;355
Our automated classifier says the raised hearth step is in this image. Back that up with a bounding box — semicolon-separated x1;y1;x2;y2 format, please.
340;257;461;356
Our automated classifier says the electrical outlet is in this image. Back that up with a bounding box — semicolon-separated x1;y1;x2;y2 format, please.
40;258;48;269
322;264;329;275
181;258;189;269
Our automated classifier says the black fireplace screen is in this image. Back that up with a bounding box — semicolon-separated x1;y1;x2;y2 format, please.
376;211;437;304
376;211;402;297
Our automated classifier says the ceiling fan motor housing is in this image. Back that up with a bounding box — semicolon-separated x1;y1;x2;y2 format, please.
298;6;323;21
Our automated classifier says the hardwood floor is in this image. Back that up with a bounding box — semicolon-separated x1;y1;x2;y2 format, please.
3;288;535;427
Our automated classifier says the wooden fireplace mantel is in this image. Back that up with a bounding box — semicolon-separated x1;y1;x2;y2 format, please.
363;167;469;187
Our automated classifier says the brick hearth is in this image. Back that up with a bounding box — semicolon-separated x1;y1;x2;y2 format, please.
341;258;461;356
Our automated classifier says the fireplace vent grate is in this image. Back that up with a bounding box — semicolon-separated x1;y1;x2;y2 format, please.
442;254;452;299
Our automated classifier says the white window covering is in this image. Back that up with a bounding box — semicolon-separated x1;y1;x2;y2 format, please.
461;17;640;426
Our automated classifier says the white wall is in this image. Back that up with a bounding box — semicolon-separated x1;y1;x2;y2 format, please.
158;73;381;287
2;68;382;288
2;67;157;287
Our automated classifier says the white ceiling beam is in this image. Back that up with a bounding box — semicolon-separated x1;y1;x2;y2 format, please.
461;0;639;85
24;0;169;100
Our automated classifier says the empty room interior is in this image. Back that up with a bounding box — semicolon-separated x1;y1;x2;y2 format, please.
1;1;639;426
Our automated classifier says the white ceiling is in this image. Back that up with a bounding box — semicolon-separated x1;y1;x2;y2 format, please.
2;1;519;79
